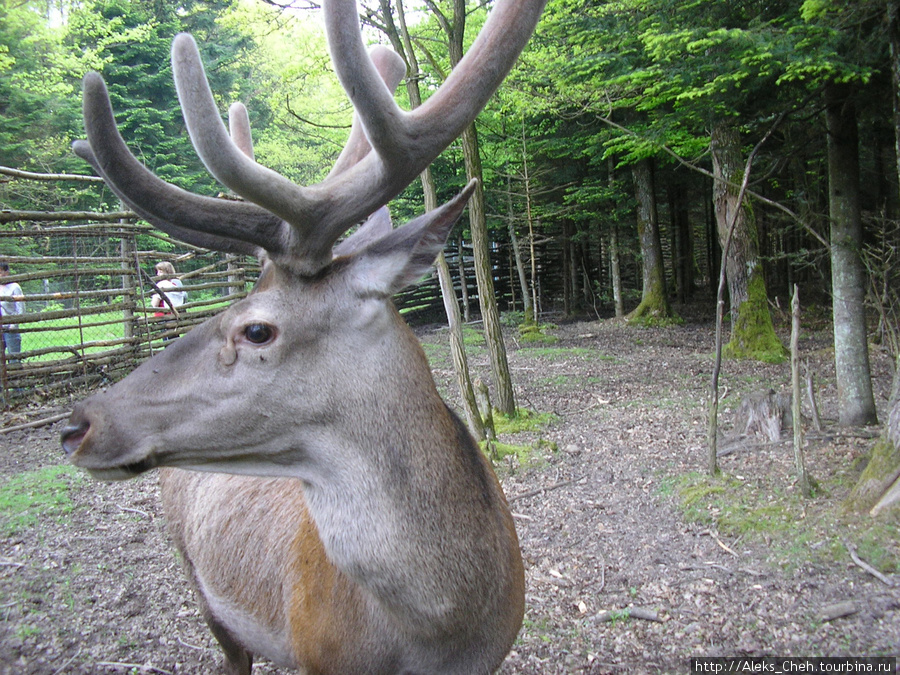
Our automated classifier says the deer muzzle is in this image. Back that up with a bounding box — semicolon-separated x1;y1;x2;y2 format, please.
61;401;159;480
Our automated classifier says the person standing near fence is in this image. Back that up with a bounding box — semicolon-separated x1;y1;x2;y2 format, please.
0;262;23;360
151;261;186;341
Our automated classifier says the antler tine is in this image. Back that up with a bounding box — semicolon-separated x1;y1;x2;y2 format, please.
172;35;407;272
324;0;548;173
76;72;282;257
172;34;319;232
328;46;407;179
229;103;255;161
74;140;260;256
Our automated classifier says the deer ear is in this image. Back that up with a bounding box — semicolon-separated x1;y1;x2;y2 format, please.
334;206;393;258
352;180;476;296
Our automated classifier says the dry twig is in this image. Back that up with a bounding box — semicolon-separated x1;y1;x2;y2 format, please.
509;479;574;503
844;540;894;586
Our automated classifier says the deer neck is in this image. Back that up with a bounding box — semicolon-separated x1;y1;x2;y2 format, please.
291;320;514;636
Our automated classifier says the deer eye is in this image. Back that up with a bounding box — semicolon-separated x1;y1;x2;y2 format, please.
243;323;274;345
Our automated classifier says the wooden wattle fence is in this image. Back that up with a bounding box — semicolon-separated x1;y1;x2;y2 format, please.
0;215;480;409
0;167;524;408
0;215;260;406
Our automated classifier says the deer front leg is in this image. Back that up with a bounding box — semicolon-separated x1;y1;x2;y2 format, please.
203;606;254;675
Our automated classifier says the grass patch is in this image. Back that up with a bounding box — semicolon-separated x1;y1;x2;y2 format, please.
670;471;900;573
462;326;485;347
494;408;557;435
481;438;557;467
21;310;125;361
420;340;450;367
0;465;81;537
518;322;559;344
482;409;558;468
518;345;618;362
519;330;559;344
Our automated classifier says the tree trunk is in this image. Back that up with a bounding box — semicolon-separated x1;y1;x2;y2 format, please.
435;248;484;440
432;0;515;415
710;122;783;362
825;83;878;426
668;172;693;304
507;175;532;324
610;225;624;318
890;0;900;198
457;235;471;323
627;158;676;322
461;122;516;415
887;1;900;405
608;159;625;318
382;0;484;436
562;220;574;316
846;399;900;515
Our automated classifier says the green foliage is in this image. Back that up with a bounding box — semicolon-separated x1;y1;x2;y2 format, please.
65;0;249;194
218;0;350;185
0;1;91;211
1;0;350;215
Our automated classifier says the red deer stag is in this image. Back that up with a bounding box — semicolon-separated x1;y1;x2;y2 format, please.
60;0;545;673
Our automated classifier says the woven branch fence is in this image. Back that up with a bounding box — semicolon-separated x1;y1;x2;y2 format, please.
0;168;523;408
0;217;260;406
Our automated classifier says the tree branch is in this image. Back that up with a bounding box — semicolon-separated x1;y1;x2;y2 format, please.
0;165;104;183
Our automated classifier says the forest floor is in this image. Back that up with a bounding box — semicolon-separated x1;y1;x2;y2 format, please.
1;304;899;674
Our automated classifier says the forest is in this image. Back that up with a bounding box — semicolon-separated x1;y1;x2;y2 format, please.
3;0;900;485
3;0;900;389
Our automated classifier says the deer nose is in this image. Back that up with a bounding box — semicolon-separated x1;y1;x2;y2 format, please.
61;418;90;456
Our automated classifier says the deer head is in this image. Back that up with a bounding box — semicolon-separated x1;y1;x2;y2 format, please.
60;1;546;672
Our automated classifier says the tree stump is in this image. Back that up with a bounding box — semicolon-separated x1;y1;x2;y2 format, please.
735;389;793;442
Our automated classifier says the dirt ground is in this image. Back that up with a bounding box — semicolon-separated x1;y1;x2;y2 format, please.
1;307;898;674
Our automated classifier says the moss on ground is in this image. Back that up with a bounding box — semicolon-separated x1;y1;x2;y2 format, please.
669;470;899;574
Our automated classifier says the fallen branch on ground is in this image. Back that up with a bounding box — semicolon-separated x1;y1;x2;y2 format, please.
0;412;69;434
844;540;894;586
594;607;663;623
509;479;574;503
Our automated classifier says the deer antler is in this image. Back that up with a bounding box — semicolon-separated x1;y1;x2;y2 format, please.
228;102;255;161
76;0;547;274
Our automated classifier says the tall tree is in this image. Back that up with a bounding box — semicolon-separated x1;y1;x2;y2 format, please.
627;157;674;321
711;123;784;361
786;0;886;426
825;83;879;425
424;0;516;415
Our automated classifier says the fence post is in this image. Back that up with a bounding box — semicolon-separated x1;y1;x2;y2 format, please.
226;254;244;297
121;230;136;342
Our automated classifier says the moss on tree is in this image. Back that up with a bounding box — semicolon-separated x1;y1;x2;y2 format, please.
845;402;900;516
626;278;681;327
723;273;786;363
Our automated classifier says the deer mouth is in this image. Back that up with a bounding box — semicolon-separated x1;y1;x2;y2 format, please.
61;421;159;480
83;456;159;481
